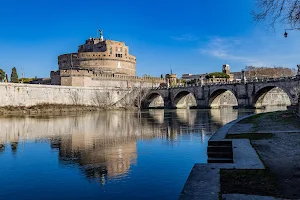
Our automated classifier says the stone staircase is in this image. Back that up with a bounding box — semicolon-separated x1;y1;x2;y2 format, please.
207;140;233;163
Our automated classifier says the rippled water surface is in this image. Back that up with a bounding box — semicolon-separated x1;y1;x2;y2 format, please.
0;108;285;199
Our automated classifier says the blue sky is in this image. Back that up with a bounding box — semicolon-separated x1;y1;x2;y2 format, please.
0;0;299;78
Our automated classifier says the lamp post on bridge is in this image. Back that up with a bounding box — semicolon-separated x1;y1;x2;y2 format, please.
284;28;300;38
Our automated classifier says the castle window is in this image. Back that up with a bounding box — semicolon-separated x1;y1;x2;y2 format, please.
110;46;112;54
125;49;127;56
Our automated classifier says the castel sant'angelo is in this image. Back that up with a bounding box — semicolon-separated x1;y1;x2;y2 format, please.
50;30;166;88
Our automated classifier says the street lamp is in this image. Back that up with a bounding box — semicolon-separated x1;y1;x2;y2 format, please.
284;28;300;37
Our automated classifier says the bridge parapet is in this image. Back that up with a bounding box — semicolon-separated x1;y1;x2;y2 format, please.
154;76;299;90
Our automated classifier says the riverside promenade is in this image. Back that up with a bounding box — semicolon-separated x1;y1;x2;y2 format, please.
179;110;300;200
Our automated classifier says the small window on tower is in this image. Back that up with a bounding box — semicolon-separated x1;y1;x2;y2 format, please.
110;46;112;54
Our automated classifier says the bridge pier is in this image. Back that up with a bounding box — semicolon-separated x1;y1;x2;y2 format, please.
163;97;175;109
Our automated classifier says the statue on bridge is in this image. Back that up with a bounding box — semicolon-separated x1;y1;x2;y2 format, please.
241;70;247;83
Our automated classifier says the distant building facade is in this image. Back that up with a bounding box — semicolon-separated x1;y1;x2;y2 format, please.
181;64;243;84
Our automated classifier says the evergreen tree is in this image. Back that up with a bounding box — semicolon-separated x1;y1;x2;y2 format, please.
10;67;19;83
0;69;5;82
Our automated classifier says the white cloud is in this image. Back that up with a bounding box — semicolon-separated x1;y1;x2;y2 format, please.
171;34;199;41
200;36;267;66
199;32;300;69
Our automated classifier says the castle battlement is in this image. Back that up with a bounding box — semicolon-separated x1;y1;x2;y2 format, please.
55;69;165;84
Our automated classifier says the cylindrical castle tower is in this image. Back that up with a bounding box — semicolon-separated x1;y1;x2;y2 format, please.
58;31;136;76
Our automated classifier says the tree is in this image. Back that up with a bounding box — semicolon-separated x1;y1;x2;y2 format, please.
10;67;19;83
160;74;164;79
205;72;230;79
19;78;35;83
244;66;295;78
0;69;5;82
252;0;300;29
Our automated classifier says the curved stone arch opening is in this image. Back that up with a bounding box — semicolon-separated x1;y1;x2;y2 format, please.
142;92;164;108
209;89;238;108
173;91;197;109
253;86;292;108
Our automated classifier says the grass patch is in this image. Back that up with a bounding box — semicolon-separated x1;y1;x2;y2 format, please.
239;113;265;124
226;133;273;140
267;110;297;123
237;111;300;131
220;169;280;197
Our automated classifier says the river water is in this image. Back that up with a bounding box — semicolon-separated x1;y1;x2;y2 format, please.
0;108;286;199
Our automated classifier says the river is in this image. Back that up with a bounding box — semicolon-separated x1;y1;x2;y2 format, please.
0;107;286;199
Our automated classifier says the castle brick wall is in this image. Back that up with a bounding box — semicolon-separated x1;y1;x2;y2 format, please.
58;39;137;76
58;52;136;76
57;69;165;88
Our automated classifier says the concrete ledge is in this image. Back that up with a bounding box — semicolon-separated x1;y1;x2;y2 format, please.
179;164;220;200
210;114;255;140
232;139;264;169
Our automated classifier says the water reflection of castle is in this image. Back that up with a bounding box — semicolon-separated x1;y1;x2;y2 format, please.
0;109;239;183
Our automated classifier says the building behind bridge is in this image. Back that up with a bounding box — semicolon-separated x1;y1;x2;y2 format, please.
181;64;242;84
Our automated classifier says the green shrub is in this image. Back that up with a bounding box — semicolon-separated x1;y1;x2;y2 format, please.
205;72;230;79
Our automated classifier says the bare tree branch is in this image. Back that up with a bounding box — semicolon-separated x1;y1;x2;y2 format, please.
252;0;300;29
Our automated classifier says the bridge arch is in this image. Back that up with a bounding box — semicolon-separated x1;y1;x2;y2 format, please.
209;88;238;108
173;90;197;109
142;92;165;108
252;85;292;108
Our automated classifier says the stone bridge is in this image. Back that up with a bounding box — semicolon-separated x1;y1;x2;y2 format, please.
142;76;300;109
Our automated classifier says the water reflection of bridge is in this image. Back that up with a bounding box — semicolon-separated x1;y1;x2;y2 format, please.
0;109;240;183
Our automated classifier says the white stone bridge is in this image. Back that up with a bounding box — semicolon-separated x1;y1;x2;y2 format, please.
142;76;300;109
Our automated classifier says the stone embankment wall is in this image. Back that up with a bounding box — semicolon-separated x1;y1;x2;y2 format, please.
0;83;144;108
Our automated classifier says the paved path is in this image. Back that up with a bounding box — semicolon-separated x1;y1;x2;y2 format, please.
222;194;290;200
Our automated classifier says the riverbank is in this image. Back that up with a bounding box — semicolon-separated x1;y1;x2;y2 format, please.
223;110;300;199
0;104;134;116
180;110;300;200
